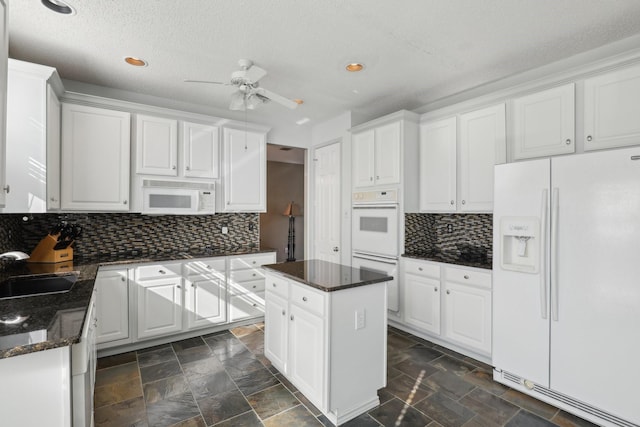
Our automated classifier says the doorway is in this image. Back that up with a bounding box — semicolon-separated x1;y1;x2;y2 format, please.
260;144;306;262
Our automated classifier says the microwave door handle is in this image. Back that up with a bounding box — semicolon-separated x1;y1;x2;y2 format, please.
352;205;398;210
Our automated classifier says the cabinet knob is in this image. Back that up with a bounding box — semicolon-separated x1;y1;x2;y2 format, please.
333;247;339;252
290;315;294;321
464;275;469;279
172;165;177;170
376;175;380;180
2;185;9;194
272;283;277;287
121;277;126;282
159;270;166;274
370;177;373;181
565;138;571;145
461;200;466;205
252;273;257;277
252;285;257;289
418;267;423;271
586;135;593;142
206;265;211;269
434;287;438;292
450;200;454;205
252;303;257;307
186;166;190;171
50;197;57;202
191;283;195;288
446;290;451;295
282;309;285;316
252;261;256;264
302;296;308;302
177;285;181;289
123;200;128;205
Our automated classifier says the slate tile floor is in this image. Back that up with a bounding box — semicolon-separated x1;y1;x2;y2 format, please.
94;324;598;427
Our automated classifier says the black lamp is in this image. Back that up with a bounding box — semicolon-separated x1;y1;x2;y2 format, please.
283;201;298;262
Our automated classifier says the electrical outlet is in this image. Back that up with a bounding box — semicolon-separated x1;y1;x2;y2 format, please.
221;226;228;234
355;309;366;330
446;224;453;233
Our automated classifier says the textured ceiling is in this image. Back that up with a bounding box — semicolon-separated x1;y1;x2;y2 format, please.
8;0;640;145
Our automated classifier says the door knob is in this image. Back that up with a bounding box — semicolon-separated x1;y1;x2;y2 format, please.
333;247;339;252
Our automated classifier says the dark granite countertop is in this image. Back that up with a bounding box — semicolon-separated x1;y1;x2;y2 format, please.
402;252;492;270
263;259;393;292
0;247;275;359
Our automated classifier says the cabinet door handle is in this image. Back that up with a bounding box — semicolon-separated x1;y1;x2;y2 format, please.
282;310;285;316
333;247;339;252
446;290;450;295
290;315;294;321
2;185;9;194
302;296;308;302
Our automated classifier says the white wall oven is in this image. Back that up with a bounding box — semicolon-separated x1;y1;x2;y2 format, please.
352;189;400;312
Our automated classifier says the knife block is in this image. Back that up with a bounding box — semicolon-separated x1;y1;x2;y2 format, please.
28;234;74;264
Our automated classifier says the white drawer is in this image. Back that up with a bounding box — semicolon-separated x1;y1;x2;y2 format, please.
229;253;276;270
444;266;492;289
230;269;265;283
265;274;289;298
403;258;440;279
228;279;265;296
230;292;265;321
136;262;182;280
290;282;325;316
183;258;226;276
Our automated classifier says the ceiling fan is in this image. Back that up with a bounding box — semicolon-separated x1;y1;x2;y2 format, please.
185;59;298;111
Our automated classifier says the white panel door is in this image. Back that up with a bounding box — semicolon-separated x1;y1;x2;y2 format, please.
403;273;440;334
420;117;457;212
459;103;506;212
512;84;575;160
183;122;219;178
61;103;131;210
264;291;289;373
0;0;7;207
550;148;640;424
289;304;325;408
443;282;491;354
314;142;341;263
136;115;177;176
352;130;375;188
374;121;401;186
584;63;640;151
223;127;266;211
492;159;551;387
136;277;183;339
185;276;226;329
95;269;129;344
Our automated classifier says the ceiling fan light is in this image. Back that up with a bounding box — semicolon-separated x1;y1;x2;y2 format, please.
246;93;262;110
229;91;246;111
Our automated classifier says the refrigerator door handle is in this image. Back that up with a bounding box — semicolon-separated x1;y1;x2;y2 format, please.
551;187;560;321
540;189;548;319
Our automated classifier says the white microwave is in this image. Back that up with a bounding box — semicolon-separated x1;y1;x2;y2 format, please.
142;180;215;215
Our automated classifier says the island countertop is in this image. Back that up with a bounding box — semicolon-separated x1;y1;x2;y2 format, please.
262;259;393;292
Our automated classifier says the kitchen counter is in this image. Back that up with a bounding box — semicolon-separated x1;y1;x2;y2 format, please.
262;259;392;292
402;252;492;270
0;247;275;359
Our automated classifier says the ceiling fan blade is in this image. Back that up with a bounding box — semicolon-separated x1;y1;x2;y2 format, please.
184;79;229;85
256;88;298;109
244;65;267;83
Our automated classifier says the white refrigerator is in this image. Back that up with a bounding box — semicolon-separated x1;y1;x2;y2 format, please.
492;147;640;427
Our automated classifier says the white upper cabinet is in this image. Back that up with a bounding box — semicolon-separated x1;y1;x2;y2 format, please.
512;83;575;160
352;121;401;188
222;127;266;212
136;114;178;176
459;103;506;211
584;63;640;151
0;0;7;208
61;103;131;211
419;116;457;212
183;121;219;179
2;60;61;213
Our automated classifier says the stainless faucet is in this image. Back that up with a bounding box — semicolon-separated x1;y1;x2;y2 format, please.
0;251;30;261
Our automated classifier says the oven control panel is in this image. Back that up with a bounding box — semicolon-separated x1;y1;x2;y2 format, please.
352;189;398;203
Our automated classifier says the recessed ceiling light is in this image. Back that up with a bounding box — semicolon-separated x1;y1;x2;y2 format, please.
41;0;76;15
124;57;148;67
345;63;364;72
293;99;304;105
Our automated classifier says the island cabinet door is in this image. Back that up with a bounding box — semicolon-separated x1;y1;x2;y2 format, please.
264;291;289;373
288;303;326;409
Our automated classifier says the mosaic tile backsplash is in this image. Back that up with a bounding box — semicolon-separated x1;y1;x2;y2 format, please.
0;213;260;259
405;213;493;261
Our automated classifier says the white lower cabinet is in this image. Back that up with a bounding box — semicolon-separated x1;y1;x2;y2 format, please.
228;253;275;322
95;268;130;346
136;276;183;339
400;258;492;358
184;257;227;329
264;272;387;426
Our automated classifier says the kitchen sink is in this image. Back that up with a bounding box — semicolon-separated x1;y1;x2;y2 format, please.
0;273;78;299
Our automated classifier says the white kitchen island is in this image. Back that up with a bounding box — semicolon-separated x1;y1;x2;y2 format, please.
263;260;391;426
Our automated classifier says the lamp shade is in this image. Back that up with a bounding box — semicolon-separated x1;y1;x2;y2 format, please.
283;201;301;216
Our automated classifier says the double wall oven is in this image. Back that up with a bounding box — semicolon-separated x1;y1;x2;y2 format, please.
352;190;400;312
